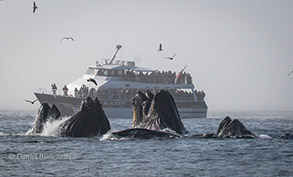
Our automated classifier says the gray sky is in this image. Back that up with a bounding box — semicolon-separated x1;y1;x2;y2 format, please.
0;0;292;111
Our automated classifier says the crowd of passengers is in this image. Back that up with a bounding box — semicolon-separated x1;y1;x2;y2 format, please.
96;69;193;84
54;84;195;101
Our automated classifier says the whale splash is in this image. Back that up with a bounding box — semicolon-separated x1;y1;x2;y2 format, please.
40;116;70;137
26;103;61;135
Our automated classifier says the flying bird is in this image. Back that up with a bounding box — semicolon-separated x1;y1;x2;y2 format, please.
288;70;293;76
165;53;177;60
157;43;163;52
33;1;38;13
25;99;38;104
87;78;98;86
61;37;74;42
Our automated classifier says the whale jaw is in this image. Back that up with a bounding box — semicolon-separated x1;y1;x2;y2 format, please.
60;97;110;137
132;90;187;135
217;117;254;138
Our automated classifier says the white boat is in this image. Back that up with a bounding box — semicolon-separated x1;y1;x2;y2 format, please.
34;45;208;118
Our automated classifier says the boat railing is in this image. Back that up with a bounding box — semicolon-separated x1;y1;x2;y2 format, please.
35;88;136;100
109;76;193;85
36;87;202;102
36;88;76;97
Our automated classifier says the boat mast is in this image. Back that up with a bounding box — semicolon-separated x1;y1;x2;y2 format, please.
109;45;122;64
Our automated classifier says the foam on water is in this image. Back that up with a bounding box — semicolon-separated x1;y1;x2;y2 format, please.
258;134;272;139
100;130;132;141
0;132;9;136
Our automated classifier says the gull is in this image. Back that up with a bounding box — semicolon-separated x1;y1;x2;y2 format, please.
61;37;74;42
25;99;38;104
157;43;163;52
87;78;98;86
288;70;293;76
33;1;38;13
165;53;177;60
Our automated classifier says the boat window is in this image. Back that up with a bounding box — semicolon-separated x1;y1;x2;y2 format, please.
110;70;115;76
104;69;109;75
96;69;104;76
85;68;95;75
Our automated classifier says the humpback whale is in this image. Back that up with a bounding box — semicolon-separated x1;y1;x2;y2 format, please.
60;97;110;137
217;116;255;138
109;90;187;139
133;90;187;135
191;116;255;139
31;103;61;134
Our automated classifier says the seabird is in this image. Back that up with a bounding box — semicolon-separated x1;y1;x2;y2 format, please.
33;1;38;13
165;53;177;60
25;99;38;104
87;78;98;86
288;70;293;76
61;37;74;42
157;43;163;52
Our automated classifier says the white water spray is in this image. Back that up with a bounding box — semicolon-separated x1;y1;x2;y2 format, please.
40;116;70;137
26;116;70;137
258;134;272;139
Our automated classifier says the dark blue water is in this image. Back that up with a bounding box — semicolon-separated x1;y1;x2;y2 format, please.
1;110;293;176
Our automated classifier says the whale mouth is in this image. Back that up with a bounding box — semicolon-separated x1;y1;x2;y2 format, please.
28;103;61;135
217;116;255;138
131;90;187;135
60;97;110;137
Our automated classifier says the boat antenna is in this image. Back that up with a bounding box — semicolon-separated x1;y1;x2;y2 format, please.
109;44;122;64
101;40;103;59
116;23;119;45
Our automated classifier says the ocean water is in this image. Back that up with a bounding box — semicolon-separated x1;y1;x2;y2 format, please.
0;110;293;177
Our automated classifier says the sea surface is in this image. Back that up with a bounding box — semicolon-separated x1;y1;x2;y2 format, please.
0;110;293;177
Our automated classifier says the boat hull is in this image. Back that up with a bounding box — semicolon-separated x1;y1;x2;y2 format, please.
34;93;208;118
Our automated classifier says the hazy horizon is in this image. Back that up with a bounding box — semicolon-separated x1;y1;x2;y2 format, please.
0;0;292;112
